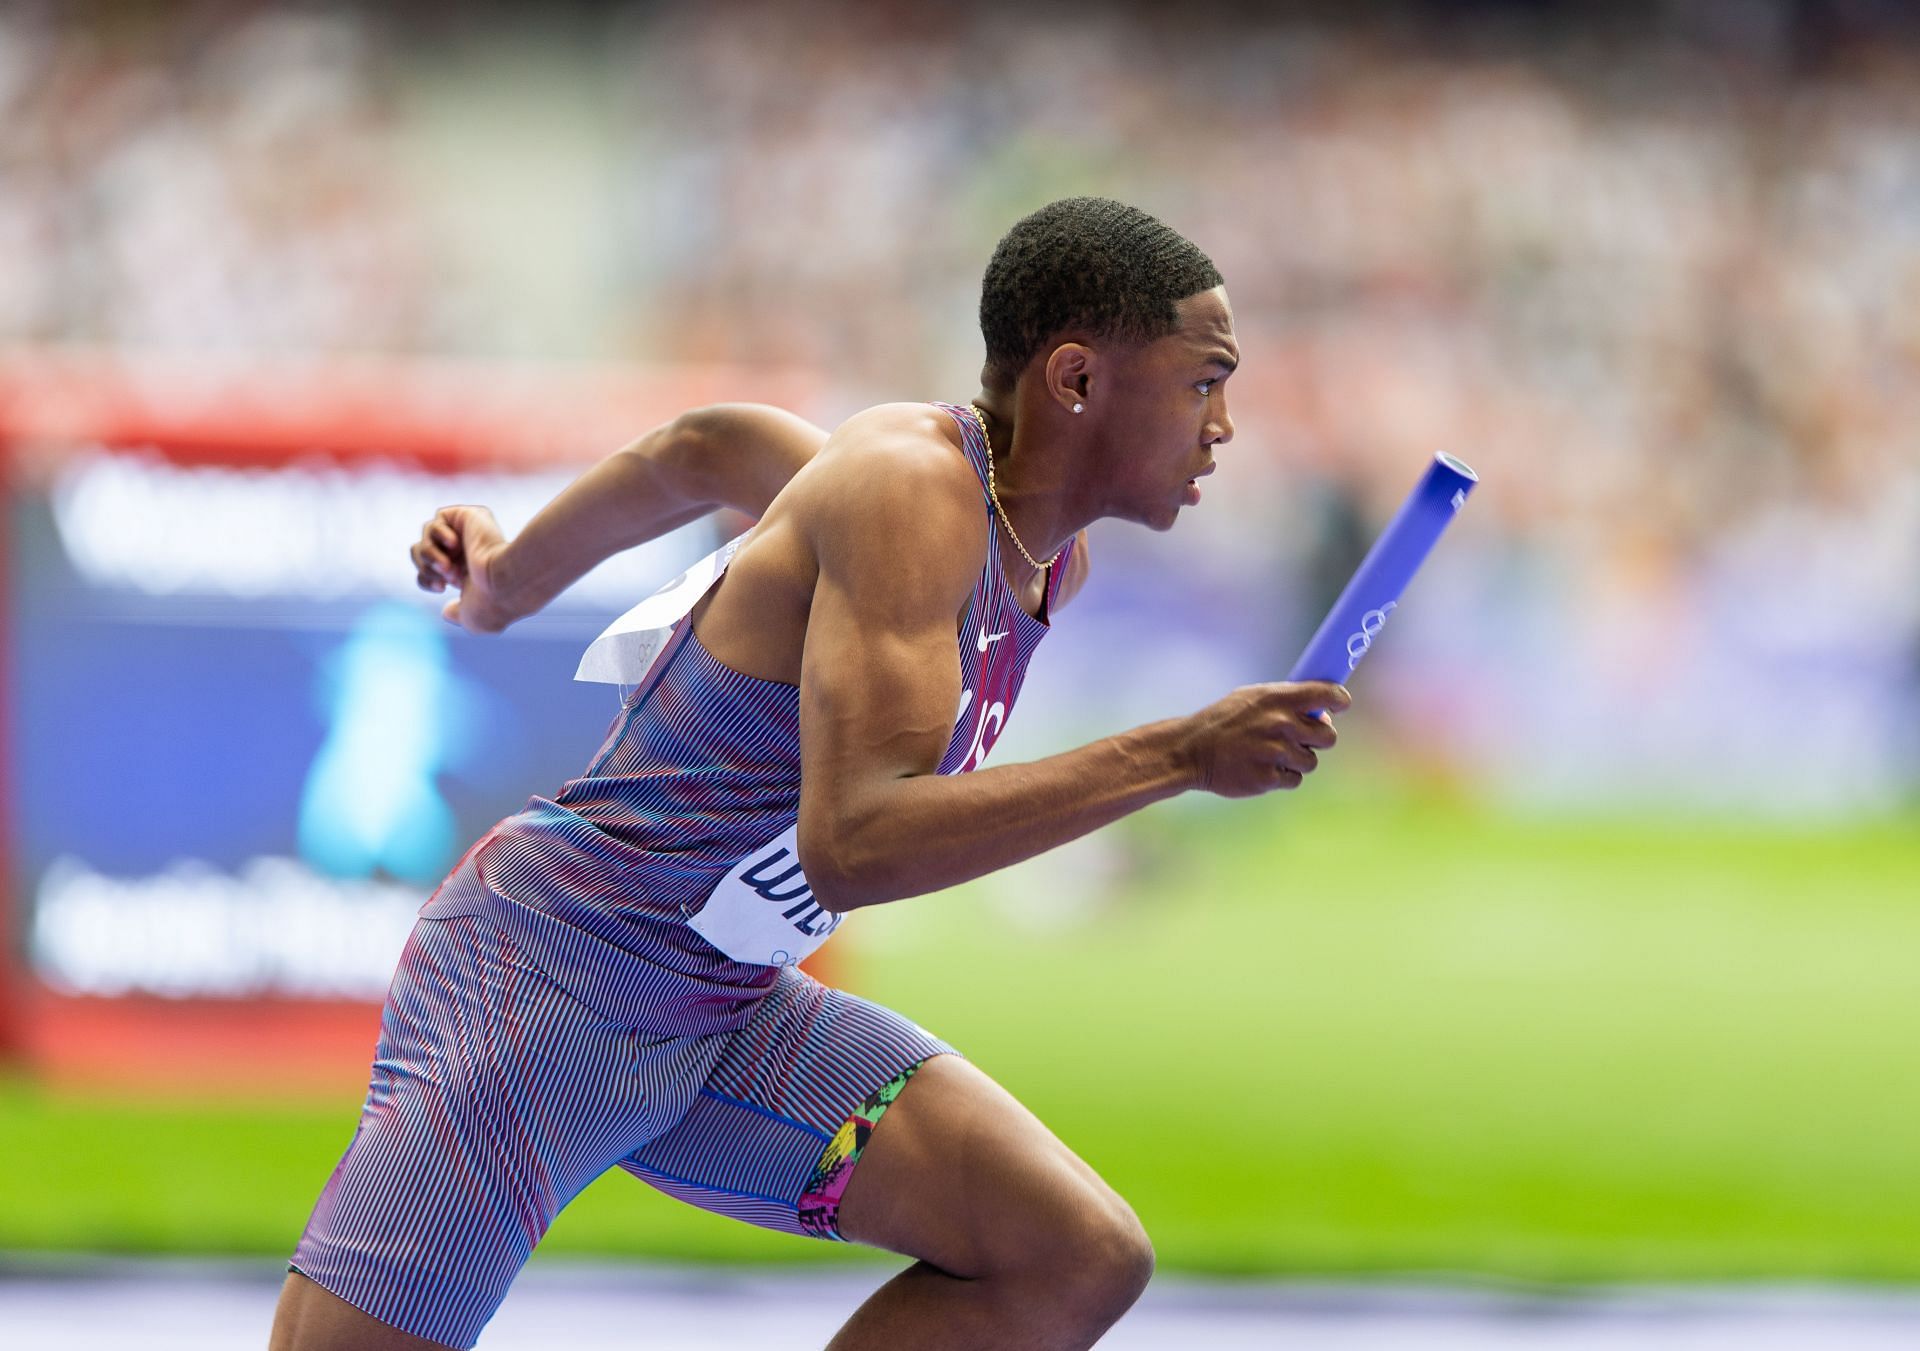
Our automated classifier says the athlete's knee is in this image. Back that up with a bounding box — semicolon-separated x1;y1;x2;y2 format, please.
1058;1194;1155;1320
998;1186;1154;1326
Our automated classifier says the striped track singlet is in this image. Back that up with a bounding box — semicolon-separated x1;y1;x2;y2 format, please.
418;401;1076;1032
293;402;1077;1347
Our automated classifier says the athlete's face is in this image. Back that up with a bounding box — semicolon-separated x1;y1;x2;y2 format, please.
1097;286;1238;530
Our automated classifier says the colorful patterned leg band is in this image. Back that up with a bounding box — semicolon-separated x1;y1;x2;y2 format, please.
797;1059;925;1240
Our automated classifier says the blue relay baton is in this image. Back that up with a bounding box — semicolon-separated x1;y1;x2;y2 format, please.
1286;452;1479;687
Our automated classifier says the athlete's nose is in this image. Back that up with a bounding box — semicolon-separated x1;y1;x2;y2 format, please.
1207;394;1234;446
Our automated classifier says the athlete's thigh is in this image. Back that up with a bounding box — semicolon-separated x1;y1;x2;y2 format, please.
288;912;711;1349
621;964;954;1240
832;1053;1142;1280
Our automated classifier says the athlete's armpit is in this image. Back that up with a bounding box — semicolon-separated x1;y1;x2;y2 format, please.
792;414;985;909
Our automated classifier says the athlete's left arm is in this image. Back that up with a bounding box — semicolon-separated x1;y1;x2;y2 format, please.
412;403;828;632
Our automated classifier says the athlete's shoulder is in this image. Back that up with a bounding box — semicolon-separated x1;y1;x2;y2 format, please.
817;402;974;484
786;402;984;586
797;403;980;530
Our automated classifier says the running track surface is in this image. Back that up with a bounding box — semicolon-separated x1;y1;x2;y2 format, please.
6;1258;1920;1348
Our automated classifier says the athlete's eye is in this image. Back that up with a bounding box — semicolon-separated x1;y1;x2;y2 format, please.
1196;379;1216;396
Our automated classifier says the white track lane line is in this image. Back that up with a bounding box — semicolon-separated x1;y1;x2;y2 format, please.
6;1261;1920;1349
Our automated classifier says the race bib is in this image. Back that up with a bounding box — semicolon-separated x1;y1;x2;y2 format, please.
575;531;749;685
687;823;843;966
576;535;846;966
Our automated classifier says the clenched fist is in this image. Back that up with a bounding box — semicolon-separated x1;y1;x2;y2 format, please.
1181;682;1350;797
409;505;515;633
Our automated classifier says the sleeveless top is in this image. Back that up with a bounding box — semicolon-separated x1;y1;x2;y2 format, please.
421;402;1074;1034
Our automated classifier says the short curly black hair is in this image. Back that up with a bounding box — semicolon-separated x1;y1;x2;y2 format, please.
979;197;1223;389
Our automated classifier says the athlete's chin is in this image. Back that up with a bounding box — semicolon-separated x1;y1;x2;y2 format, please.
1114;496;1187;531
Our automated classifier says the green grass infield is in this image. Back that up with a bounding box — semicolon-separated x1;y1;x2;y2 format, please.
5;783;1917;1281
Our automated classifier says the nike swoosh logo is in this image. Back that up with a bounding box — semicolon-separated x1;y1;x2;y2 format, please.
977;628;1010;652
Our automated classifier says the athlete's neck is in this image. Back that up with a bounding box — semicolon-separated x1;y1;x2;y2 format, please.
969;388;1092;570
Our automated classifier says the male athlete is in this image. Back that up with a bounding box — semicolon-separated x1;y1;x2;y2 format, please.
271;197;1349;1350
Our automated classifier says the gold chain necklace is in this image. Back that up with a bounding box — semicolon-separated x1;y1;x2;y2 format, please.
965;402;1063;573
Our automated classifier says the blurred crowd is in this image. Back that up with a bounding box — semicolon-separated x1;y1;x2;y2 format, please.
3;1;1916;811
0;6;443;352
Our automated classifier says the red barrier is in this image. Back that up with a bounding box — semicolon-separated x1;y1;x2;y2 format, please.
0;347;837;1091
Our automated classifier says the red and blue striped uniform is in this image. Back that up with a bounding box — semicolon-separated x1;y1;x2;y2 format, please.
292;403;1074;1347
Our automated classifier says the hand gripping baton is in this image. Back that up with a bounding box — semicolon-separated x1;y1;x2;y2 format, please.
1285;452;1479;688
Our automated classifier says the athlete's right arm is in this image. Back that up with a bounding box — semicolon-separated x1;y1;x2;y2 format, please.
410;403;828;632
793;420;1350;914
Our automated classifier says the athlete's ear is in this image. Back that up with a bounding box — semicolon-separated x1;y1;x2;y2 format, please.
1041;342;1094;418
